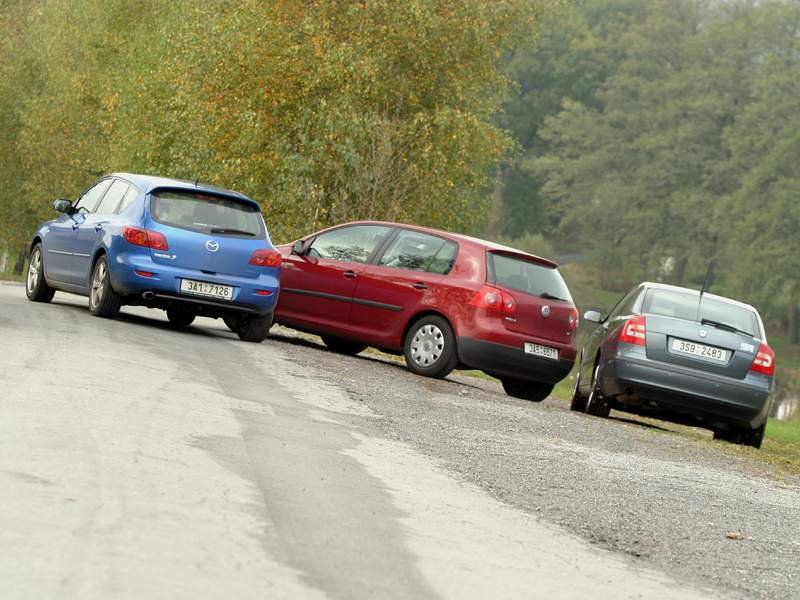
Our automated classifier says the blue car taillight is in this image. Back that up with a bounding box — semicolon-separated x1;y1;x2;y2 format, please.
249;249;281;267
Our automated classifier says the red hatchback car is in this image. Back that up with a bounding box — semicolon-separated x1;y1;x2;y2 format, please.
275;221;578;401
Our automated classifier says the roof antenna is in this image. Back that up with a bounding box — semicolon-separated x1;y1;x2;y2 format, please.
695;260;715;323
194;178;199;187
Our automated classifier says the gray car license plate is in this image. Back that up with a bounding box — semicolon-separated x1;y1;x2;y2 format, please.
669;338;728;362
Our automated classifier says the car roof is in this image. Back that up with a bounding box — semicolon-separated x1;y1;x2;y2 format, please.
332;220;558;268
639;282;760;314
110;173;258;208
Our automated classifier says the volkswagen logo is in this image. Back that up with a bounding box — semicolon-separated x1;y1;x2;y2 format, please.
205;240;220;253
541;305;551;318
699;329;707;338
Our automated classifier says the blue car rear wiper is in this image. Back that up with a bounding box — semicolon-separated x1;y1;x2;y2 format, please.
210;228;256;236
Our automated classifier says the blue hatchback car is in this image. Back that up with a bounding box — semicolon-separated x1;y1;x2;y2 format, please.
25;173;281;342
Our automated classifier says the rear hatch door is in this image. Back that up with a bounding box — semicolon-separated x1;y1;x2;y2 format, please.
145;189;268;278
488;251;576;344
641;289;760;379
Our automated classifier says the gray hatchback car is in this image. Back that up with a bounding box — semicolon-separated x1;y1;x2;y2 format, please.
571;283;774;448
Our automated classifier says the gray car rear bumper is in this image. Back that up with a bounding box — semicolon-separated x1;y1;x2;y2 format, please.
600;353;771;428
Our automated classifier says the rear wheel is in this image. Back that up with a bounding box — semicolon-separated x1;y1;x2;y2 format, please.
25;243;55;303
236;313;272;343
223;316;240;333
502;379;553;402
403;315;458;379
569;369;588;412
321;335;367;356
585;363;611;417
714;423;765;449
88;256;121;319
166;308;196;328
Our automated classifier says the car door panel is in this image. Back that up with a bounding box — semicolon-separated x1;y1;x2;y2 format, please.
278;256;365;332
275;224;394;335
43;214;83;285
348;266;445;348
347;230;457;349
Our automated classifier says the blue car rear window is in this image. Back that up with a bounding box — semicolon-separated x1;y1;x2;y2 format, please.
151;191;265;238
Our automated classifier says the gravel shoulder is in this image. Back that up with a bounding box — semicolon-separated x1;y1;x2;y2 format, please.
269;325;800;600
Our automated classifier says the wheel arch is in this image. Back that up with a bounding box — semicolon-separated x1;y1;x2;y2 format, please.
30;236;44;252
401;309;455;350
90;247;108;272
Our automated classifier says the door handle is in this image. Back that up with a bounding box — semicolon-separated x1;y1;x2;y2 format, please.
343;270;358;279
412;282;428;290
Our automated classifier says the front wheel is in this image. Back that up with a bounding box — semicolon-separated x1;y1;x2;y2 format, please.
403;315;458;378
321;335;367;355
236;313;272;343
502;379;553;402
88;256;121;318
569;369;588;412
25;243;55;303
585;363;611;417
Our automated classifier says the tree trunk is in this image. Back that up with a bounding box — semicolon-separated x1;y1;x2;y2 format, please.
13;248;26;275
788;294;799;345
486;164;506;239
673;257;688;285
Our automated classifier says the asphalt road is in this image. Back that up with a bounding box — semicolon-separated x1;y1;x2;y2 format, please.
1;282;798;599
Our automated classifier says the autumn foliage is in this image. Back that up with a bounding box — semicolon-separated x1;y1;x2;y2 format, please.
0;0;548;249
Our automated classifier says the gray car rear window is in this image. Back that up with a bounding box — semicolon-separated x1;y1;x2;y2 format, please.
151;191;265;238
488;253;573;303
642;289;759;337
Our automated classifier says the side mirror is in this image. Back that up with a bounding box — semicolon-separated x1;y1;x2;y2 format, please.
291;239;307;255
584;310;603;324
53;199;73;214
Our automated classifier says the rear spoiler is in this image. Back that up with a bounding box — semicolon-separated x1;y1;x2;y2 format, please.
147;186;261;211
488;249;558;269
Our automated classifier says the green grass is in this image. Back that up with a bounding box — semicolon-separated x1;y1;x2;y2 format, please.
0;271;25;283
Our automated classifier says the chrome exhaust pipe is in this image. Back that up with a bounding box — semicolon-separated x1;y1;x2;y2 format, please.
142;291;155;300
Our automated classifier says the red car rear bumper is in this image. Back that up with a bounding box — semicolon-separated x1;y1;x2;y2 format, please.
457;336;574;384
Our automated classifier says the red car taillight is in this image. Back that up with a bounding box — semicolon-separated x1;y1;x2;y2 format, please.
619;315;646;346
568;308;579;330
750;343;775;377
123;227;168;251
469;285;517;318
249;249;282;267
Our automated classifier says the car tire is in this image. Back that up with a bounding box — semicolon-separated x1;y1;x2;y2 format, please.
236;313;272;343
25;243;55;303
223;316;241;333
585;362;611;417
88;255;122;318
166;308;196;328
714;423;765;449
569;369;588;412
403;315;458;379
321;335;367;356
502;379;553;402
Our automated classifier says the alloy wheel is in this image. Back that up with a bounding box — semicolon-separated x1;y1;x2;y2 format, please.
27;248;41;294
90;261;106;310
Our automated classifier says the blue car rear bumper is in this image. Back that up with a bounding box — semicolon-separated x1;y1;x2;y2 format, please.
108;251;279;315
